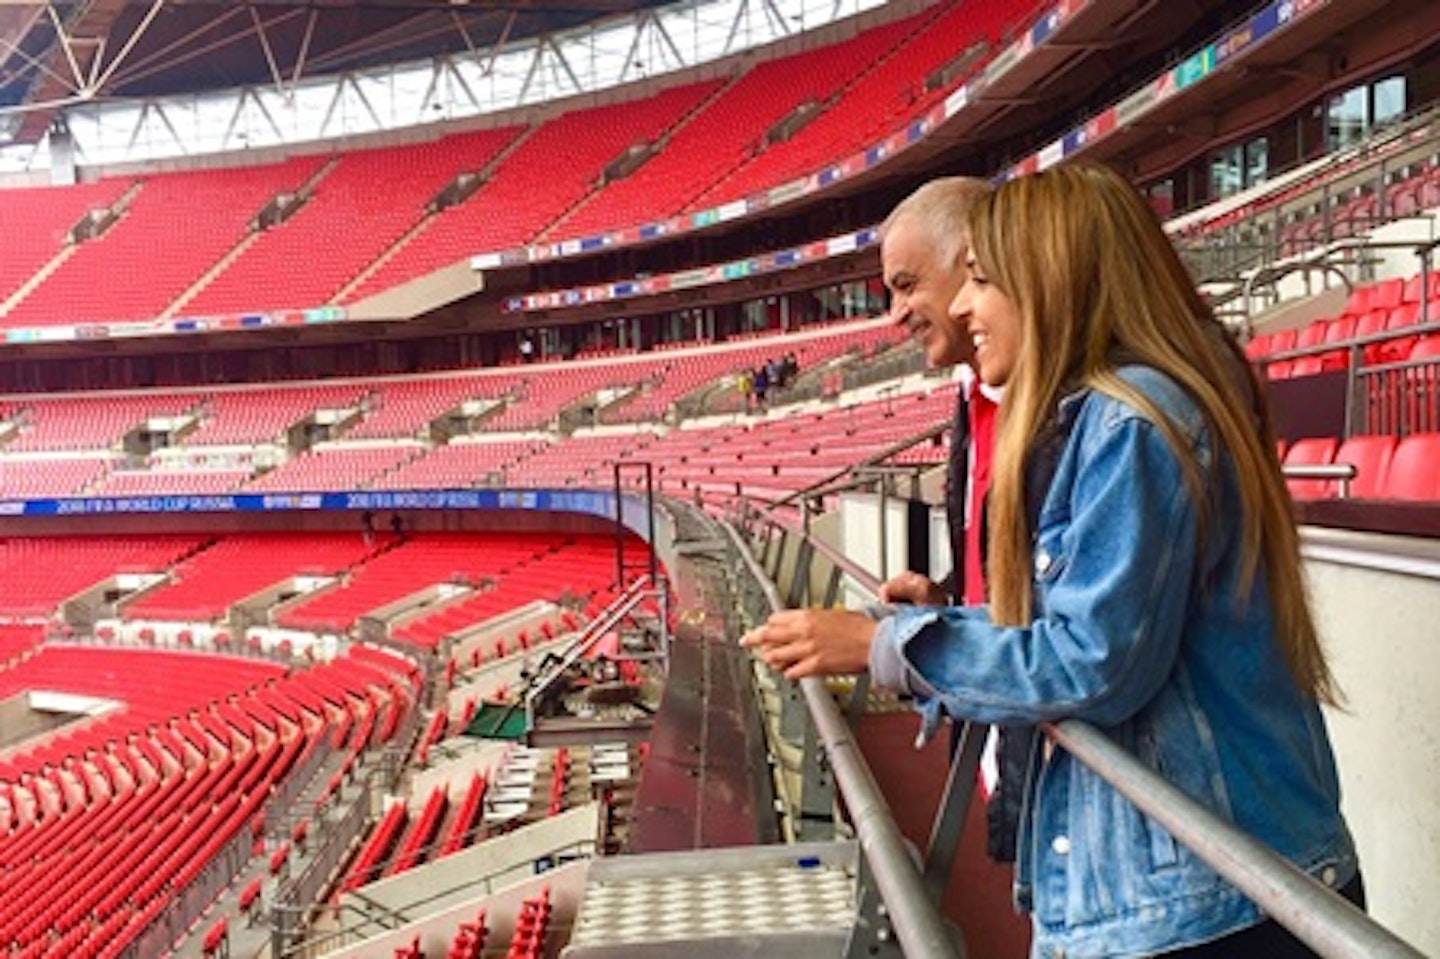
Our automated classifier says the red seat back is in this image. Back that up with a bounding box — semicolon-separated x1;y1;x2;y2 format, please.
1332;435;1396;498
1382;433;1440;501
1283;437;1339;500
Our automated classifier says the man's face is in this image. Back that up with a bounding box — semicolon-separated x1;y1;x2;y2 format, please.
882;216;973;368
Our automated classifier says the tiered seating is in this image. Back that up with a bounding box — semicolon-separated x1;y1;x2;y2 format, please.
446;906;489;959
0;455;113;498
601;320;895;423
373;439;548;490
187;127;521;314
558;27;910;237
350;83;718;300
342;801;407;891
507;434;657;489
92;468;252;497
504;887;552;959
440;775;488;856
275;532;557;633
244;445;423;492
0;623;45;665
647;381;957;504
5;159;321;327
0;535;204;617
1249;273;1438;379
0;179;131;308
482;362;641;432
5;393;198;452
187;384;368;446
391;535;616;648
702;0;1038;207
347;374;520;440
386;785;448;877
0;642;418;958
125;532;379;622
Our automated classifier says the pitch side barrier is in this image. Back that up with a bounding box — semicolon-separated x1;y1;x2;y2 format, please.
732;505;1427;959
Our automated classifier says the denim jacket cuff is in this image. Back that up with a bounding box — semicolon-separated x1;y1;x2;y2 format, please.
867;614;911;693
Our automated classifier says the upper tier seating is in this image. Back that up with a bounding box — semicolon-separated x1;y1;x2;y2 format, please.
699;0;1038;209
0;180;130;305
184;127;521;315
555;25;915;238
347;83;719;301
5;159;321;327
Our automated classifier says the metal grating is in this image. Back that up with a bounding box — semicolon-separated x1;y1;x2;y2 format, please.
563;841;857;957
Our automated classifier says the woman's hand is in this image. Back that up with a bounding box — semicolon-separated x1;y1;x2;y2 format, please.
878;570;947;606
740;608;877;679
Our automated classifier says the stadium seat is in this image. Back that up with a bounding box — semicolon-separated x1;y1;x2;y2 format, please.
1381;433;1440;501
1282;437;1338;500
1331;435;1396;498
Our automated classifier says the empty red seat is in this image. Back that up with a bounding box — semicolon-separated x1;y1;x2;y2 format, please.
1319;315;1357;369
1294;319;1329;350
1283;437;1338;501
1331;435;1396;498
1369;277;1405;312
1409;335;1440;361
1381;433;1440;501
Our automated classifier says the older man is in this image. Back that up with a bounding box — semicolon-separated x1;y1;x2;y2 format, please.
878;176;998;612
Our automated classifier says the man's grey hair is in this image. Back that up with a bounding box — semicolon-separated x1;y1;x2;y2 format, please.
880;176;991;269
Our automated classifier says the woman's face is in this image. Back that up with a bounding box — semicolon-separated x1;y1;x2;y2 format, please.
950;254;1024;387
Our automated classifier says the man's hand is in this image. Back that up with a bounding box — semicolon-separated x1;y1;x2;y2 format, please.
879;570;946;606
740;608;877;679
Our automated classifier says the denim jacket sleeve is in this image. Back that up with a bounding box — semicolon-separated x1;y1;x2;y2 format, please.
867;386;1209;727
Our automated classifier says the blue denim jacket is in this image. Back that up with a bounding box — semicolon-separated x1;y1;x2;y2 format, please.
869;366;1356;959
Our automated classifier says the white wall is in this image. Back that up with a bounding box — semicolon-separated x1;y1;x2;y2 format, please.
1306;532;1440;956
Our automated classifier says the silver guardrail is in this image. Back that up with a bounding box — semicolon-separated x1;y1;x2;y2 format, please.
736;505;1427;959
725;519;964;959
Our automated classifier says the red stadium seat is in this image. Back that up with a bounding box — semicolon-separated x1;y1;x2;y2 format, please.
1331;435;1396;498
1283;437;1338;501
1381;433;1440;501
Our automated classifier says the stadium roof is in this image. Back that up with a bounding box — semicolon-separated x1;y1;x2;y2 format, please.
0;0;672;143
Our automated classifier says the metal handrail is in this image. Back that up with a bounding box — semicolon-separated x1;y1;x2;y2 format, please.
742;508;1428;959
729;520;963;959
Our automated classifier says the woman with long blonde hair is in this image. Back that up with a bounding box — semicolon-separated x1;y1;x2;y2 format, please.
744;164;1360;958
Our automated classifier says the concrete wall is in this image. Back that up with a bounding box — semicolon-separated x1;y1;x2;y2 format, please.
1306;531;1440;956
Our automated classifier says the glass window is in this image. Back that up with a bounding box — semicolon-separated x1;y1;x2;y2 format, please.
1210;144;1242;199
1373;75;1407;126
1244;137;1269;188
1327;85;1369;150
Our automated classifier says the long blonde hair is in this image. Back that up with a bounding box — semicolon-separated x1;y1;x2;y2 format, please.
969;164;1336;703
